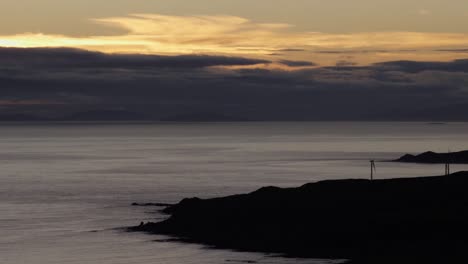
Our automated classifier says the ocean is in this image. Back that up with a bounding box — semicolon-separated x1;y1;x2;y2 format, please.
1;122;468;264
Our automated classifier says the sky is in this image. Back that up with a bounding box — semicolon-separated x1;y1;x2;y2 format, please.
1;1;468;120
2;0;468;65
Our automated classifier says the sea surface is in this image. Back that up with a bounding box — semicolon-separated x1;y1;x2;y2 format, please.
1;122;468;264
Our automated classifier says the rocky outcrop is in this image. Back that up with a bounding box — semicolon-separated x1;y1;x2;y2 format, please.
130;172;468;263
395;150;468;164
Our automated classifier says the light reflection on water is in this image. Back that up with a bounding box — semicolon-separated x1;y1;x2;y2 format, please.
1;122;468;264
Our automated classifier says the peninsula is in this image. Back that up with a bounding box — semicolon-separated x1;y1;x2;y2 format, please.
130;172;468;263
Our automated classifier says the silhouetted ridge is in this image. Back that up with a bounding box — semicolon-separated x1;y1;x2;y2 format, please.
396;150;468;164
130;172;468;263
160;112;251;122
0;114;48;121
62;110;151;121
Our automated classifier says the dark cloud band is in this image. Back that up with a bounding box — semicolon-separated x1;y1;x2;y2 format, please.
0;47;270;69
1;47;468;121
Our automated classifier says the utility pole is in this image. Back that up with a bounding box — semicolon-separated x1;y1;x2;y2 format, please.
445;150;451;176
370;160;376;180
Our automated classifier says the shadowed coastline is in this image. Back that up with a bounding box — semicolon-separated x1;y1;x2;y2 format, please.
395;150;468;164
130;172;468;263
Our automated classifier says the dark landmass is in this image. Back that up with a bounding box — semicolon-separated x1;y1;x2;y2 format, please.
427;122;446;125
378;102;468;121
130;172;468;264
0;110;254;122
0;114;49;121
160;112;252;122
61;110;152;121
396;150;468;164
0;110;152;122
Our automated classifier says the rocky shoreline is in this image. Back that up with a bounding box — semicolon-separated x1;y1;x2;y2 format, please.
130;172;468;264
395;150;468;164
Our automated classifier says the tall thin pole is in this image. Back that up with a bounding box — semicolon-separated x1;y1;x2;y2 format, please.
370;160;375;180
446;150;451;176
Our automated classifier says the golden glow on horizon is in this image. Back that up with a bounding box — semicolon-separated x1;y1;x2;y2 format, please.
1;14;468;66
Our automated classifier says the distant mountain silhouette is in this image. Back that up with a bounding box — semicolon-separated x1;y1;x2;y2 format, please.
0;110;253;122
160;112;251;122
380;103;468;121
131;172;468;264
396;150;468;164
61;110;151;121
0;113;47;121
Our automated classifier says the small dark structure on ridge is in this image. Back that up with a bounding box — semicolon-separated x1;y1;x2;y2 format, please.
370;160;376;180
445;156;451;176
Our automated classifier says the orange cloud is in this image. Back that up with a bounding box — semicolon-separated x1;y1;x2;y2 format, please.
1;14;468;66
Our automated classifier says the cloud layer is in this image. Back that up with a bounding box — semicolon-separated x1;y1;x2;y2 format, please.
0;47;269;69
1;47;468;121
1;14;468;66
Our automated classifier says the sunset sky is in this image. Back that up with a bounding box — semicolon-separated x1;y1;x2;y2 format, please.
2;0;468;66
1;1;468;120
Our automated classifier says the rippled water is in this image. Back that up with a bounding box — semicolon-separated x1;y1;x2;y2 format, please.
1;122;468;264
